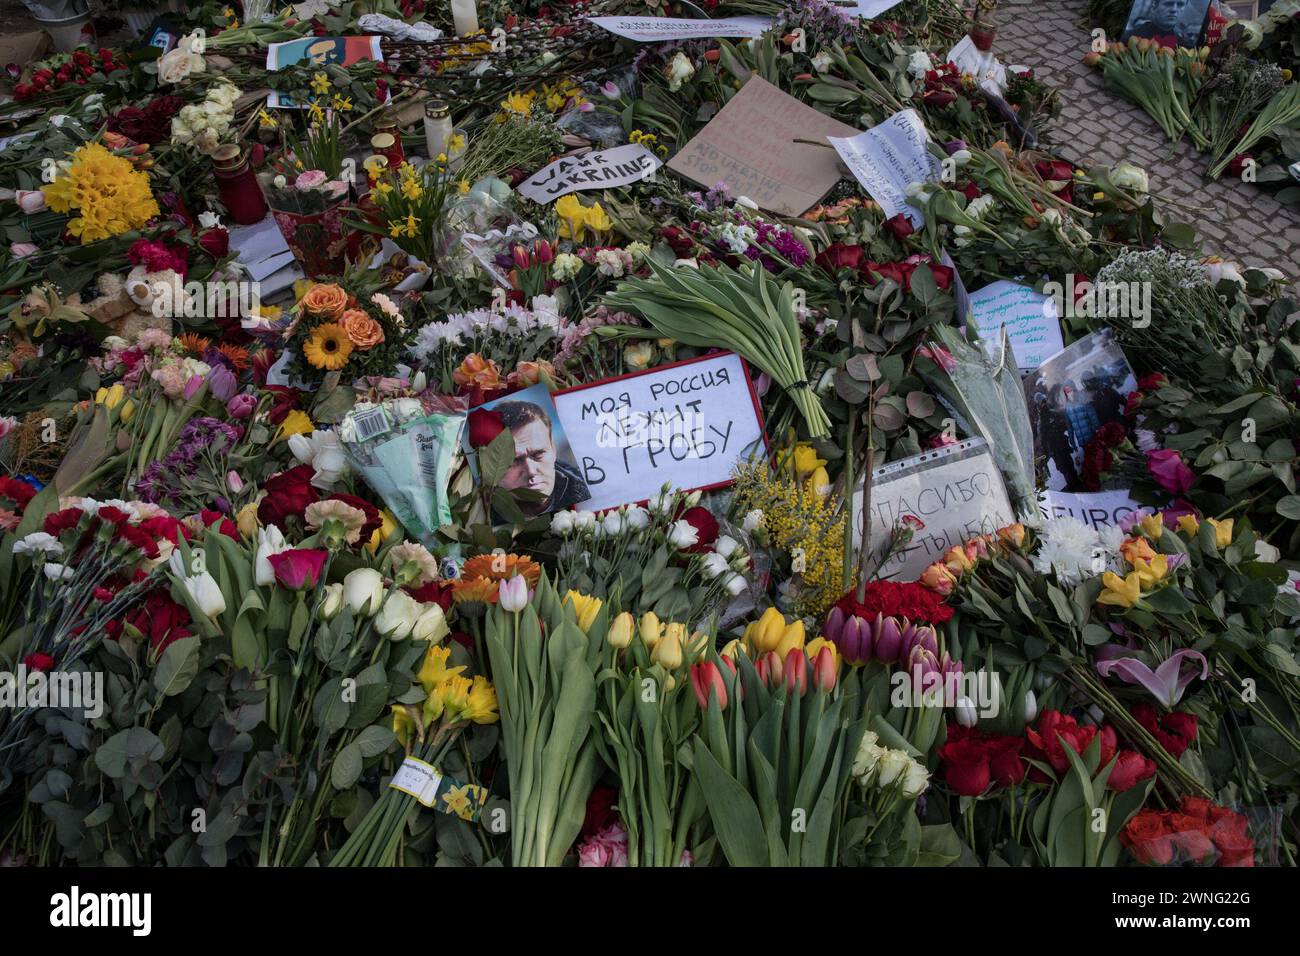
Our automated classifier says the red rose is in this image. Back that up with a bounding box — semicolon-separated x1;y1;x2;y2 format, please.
1025;710;1099;774
883;213;914;242
580;785;620;839
938;737;992;796
922;89;957;108
815;242;864;274
680;506;719;550
199;227;230;259
264;384;304;423
1132;703;1197;757
467;407;506;448
1167;815;1217;863
23;652;55;672
988;737;1027;787
1137;372;1167;391
1107;750;1156;792
960;180;982;201
1213;828;1255;867
930;264;954;291
124;589;193;655
257;465;319;528
1122;811;1175;866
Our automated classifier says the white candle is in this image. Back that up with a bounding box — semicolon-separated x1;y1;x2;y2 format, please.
451;0;479;37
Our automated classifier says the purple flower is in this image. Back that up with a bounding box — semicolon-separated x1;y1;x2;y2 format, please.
1096;648;1208;707
227;393;257;419
208;363;237;402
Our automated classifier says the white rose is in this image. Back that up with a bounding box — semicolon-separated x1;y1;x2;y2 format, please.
667;52;696;92
1111;162;1149;194
159;48;205;84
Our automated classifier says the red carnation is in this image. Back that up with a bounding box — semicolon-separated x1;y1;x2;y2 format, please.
23;652;55;672
883;213;914;242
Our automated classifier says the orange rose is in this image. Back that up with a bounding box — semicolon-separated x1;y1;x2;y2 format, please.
299;283;348;319
340;309;385;349
452;353;503;391
507;359;555;388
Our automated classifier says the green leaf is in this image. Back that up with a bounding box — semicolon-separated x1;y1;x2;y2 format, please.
331;742;364;789
692;739;771;867
478;427;516;488
153;636;201;697
94;728;164;779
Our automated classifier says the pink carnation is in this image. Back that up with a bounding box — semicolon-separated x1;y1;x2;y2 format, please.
294;170;328;190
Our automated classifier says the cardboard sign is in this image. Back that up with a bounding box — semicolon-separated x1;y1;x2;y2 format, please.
517;144;660;203
946;35;1007;93
852;438;1015;582
828;109;940;229
968;280;1064;372
1037;490;1153;530
667;77;859;216
588;15;772;41
552;352;765;511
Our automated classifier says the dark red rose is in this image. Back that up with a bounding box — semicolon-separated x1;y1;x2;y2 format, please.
580;785;620;839
23;653;55;672
988;737;1027;787
257;465;319;528
407;579;454;611
883;213;914;242
467;407;506;448
1025;710;1104;775
1122;811;1176;866
1132;703;1197;757
939;737;992;796
124;589;193;655
922;89;957;108
960;180;982;201
1137;372;1167;392
199;509;240;539
199;227;230;259
1214;828;1255;867
264;385;304;424
680;506;719;549
815;242;865;274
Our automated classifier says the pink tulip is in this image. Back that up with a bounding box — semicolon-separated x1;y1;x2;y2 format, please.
1146;449;1194;495
498;574;528;612
16;190;46;214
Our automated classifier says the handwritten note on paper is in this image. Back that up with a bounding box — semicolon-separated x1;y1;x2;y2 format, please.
967;280;1064;371
838;0;905;17
517;144;660;203
666;76;860;216
852;438;1015;582
588;16;772;41
828;109;941;229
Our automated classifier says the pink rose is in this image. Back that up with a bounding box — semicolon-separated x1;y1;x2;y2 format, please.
294;170;328;190
1146;449;1194;495
577;841;611;867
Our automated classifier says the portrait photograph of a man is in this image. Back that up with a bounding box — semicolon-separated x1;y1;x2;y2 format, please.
1123;0;1215;47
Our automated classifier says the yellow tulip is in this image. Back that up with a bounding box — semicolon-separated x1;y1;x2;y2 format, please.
564;590;603;633
639;611;663;650
1207;518;1234;549
654;624;685;669
607;611;635;649
118;399;136;423
720;638;743;660
1132;554;1168;588
745;606;787;655
1176;514;1199;537
806;466;831;500
687;629;710;658
95;383;125;408
1138;513;1163;541
1097;571;1141;608
235;501;260;539
775;618;806;656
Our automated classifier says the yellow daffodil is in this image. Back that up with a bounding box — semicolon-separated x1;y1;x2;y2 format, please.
307;101;325;125
791;443;827;479
564;590;603;633
257;109;278;130
310;71;331;96
438;674;473;722
583;201;612;235
463;675;499;724
456;178;470;194
276;409;314;441
1207;517;1234;549
500;91;535;115
391;704;416;750
330;94;354;112
555;193;588;241
1098;571;1141;608
418;645;466;695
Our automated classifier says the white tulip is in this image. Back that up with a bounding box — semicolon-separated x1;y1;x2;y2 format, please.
1023;689;1038;723
954;696;979;728
343;568;385;616
184;571;227;618
288;430;348;489
254;525;288;587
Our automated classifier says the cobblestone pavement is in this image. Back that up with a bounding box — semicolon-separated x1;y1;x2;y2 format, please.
995;0;1300;275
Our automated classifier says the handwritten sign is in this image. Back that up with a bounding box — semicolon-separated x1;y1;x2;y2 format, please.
968;280;1064;371
667;77;859;216
517;144;660;203
852;438;1015;582
588;15;772;41
837;0;905;16
1038;490;1153;530
552;352;765;511
946;35;1007;93
828;109;940;229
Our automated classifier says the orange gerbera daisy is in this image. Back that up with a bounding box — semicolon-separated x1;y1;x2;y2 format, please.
459;553;542;587
178;332;212;355
452;577;499;604
215;343;251;371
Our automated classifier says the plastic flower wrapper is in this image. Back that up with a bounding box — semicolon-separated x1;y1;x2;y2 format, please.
337;399;465;552
916;322;1036;514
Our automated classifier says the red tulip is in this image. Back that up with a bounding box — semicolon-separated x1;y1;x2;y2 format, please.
690;661;728;710
268;548;328;590
811;646;836;691
784;647;808;695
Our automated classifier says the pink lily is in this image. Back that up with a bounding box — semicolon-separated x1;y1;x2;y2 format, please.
1095;648;1208;707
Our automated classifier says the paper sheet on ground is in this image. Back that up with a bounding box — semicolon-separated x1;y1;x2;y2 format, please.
667;76;859;216
828;109;940;229
588;15;772;41
517;144;660;203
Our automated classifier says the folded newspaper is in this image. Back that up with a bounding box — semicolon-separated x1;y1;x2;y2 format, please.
338;399;465;550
